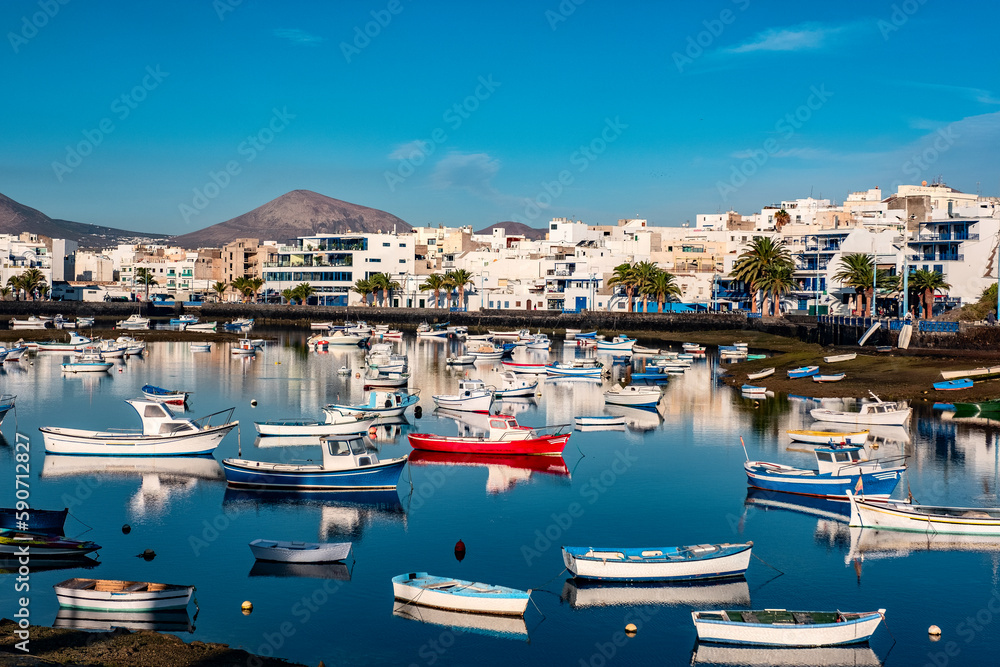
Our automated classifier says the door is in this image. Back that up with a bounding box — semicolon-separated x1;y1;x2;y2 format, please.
576;296;587;311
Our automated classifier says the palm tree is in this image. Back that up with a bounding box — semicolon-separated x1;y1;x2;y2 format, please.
212;281;228;302
248;277;264;303
292;283;315;305
731;237;793;313
758;264;795;317
6;276;23;301
369;273;390;307
419;273;446;308
444;269;474;310
37;284;50;300
0;286;10;301
352;278;373;306
632;261;660;313
377;273;401;307
773;209;791;231
16;267;47;300
909;269;950;319
281;288;297;305
607;263;639;312
134;267;157;301
640;270;682;313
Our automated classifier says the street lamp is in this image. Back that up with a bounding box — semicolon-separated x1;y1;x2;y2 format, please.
480;270;489;311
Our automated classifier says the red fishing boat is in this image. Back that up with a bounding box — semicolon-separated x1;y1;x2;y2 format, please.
407;415;570;456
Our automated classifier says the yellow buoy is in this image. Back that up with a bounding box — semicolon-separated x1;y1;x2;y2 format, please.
625;623;637;635
242;601;253;615
929;625;942;637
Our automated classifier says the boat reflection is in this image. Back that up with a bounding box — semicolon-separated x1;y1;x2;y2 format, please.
222;487;405;540
41;455;224;519
0;556;99;575
392;601;528;641
253;434;325;448
494;397;535;416
691;644;882;667
54;608;193;633
847;525;1000;564
434;408;494;436
408;450;570;494
744;489;851;549
249;560;352;581
561;578;750;609
809;420;911;445
604;405;664;432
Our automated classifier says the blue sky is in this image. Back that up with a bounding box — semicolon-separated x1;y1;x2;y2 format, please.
2;0;998;235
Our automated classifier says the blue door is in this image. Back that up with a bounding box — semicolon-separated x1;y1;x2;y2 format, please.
576;296;588;311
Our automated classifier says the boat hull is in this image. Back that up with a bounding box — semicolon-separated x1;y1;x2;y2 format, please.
574;416;626;427
432;393;493;413
810;407;911;426
54;580;193;612
847;492;1000;535
392;573;530;616
254;416;376;437
39;424;235;456
408;432;568;456
0;507;68;534
501;362;549;374
692;610;884;646
249;539;352;563
745;461;903;500
562;543;752;581
222;456;407;490
786;430;869;446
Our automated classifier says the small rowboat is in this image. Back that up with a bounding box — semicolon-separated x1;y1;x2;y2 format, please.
746;368;774;381
574;415;626;428
562;542;752;582
604;384;662;407
249;539;352;563
787;366;819;379
847;491;1000;535
446;355;476;365
786;429;869;446
0;507;68;534
501;360;548;374
934;378;973;391
408;414;569;456
54;578;194;611
0;530;100;557
189;342;212;352
254;413;377;437
812;373;845;383
141;384;189;405
823;353;857;363
392;572;531;616
691;608;885;646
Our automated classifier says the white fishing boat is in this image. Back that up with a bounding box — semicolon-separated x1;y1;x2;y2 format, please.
39;400;237;456
823;353;857;363
10;315;52;330
186;322;217;332
254;412;377;437
939;365;1000;381
53;579;195;611
363;371;410;388
691;608;885;646
116;314;150;330
61;347;113;373
231;338;257;355
432;379;494;413
366;343;408;373
786;429;869;446
546;359;606;378
746;367;775;381
810;393;911;426
189;342;212;352
392;572;531;616
446;355;477;365
0;344;28;361
324;389;420;420
35;331;92;352
604;384;662;407
574;415;627;428
562;542;752;581
847;491;1000;535
470;344;505;360
95;338;127;358
308;330;368;347
416;321;449;339
249;539;352;563
493;371;538;398
525;333;551;350
596;336;636;352
812;373;846;383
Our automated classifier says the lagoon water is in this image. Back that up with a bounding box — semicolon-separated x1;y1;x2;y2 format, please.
2;330;998;666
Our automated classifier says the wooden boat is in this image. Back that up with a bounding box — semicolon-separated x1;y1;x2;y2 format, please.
61;347;113;373
307;330;369;347
231;338;257;355
116;314;150;330
249;539;352;563
574;415;626;428
934;379;973;391
691;608;885;646
324;389;420;420
0;531;100;557
189;342;212;352
40;400;237;456
787;366;819;379
858;321;880;346
810;393;911;426
54;578;194;611
446;355;476;365
432;378;494;413
141;384;189;405
494;371;538;398
562;542;752;581
744;445;905;500
35;332;92;352
596;336;636;352
812;373;846;383
223;433;408;491
823;353;857;363
746;368;774;381
254;412;377;437
186;321;217;332
500;360;548;374
604;384;662;407
786;429;868;446
392;572;531;616
470;344;505;360
0;394;15;425
545;360;606;377
0;507;67;534
847;491;1000;535
940;365;1000;381
408;414;570;456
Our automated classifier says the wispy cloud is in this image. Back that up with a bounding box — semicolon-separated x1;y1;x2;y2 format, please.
431;152;503;200
388;140;431;160
273;28;324;46
723;22;858;54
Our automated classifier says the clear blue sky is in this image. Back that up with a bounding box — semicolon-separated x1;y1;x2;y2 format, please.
2;0;998;235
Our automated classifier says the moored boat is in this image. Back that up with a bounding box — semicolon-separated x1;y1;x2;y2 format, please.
189;342;212;352
810;393;911;426
787;366;819;379
746;368;775;381
324;389;420;421
744;444;905;500
596;336;636;352
0;394;15;426
392;572;531;616
0;507;68;534
141;384;190;405
574;415;626;428
604;384;662;407
249;539;353;563
934;378;973;391
446;355;476;365
500;360;548;374
61;347;113;373
0;531;100;558
54;578;194;611
493;371;538;398
186;321;217;332
408;414;570;456
432;378;494;413
847;491;1000;535
823;353;857;363
813;373;846;383
786;429;869;446
545;359;606;377
116;314;150;330
691;608;885;646
35;331;92;352
254;412;377;437
562;542;752;581
741;384;767;395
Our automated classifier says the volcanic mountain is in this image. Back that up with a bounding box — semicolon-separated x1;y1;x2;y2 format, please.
0;192;168;247
475;221;547;241
172;190;412;248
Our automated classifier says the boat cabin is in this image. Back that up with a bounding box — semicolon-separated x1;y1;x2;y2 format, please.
127;400;202;436
813;445;866;474
320;435;382;469
484;415;534;441
457;379;489;395
859;401;902;415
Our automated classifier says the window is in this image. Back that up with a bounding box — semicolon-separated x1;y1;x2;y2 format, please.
383;242;390;247
369;258;381;263
816;452;834;462
399;243;406;247
328;440;351;456
399;259;406;263
504;301;509;308
834;452;850;462
516;301;521;307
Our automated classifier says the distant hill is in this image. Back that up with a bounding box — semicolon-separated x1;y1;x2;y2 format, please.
0;193;169;247
475;221;547;241
172;190;413;248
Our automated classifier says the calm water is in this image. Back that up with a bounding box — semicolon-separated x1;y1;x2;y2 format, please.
2;330;999;666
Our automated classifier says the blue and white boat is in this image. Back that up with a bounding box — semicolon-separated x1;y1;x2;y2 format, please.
574;415;626;429
596;336;636;353
575;331;598;339
324;389;420;421
741;384;767;395
934;378;973;391
744;445;905;500
222;433;407;491
224;318;254;332
170;315;198;325
61;347;113;373
392;572;531;616
562;542;753;581
692;608;886;646
787;366;819;379
632;370;670;382
545;360;606;378
0;394;15;425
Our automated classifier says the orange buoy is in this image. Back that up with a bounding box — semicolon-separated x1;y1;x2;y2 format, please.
454;539;466;562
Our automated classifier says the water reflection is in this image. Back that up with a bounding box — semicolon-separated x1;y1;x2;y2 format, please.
54;608;194;633
561;578;750;608
408;450;570;493
249;560;352;581
0;556;99;575
847;526;1000;563
392;601;529;641
691;644;882;667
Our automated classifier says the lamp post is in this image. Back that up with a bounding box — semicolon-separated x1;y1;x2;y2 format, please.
480;269;489;311
813;235;820;316
589;271;596;311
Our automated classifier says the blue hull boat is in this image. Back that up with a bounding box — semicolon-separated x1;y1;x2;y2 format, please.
0;394;15;425
787;366;819;379
744;445;905;500
934;379;973;391
632;372;670;381
0;507;68;534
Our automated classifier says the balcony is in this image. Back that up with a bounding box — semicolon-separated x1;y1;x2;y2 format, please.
911;233;978;242
909;254;964;262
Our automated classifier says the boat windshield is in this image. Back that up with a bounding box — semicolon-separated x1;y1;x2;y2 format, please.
328;440;351;456
349;438;367;455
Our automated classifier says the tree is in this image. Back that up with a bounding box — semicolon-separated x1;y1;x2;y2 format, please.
909;269;950;319
419;274;447;309
640;270;682;313
607;263;639;312
281;288;297;305
444;269;474;309
774;209;791;231
731;237;793;314
632;261;660;313
292;283;314;305
134;267;157;301
6;276;23;301
758;264;795;316
212;281;228;302
248;277;264;303
352;278;373;306
37;284;50;300
0;286;10;301
374;273;401;307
